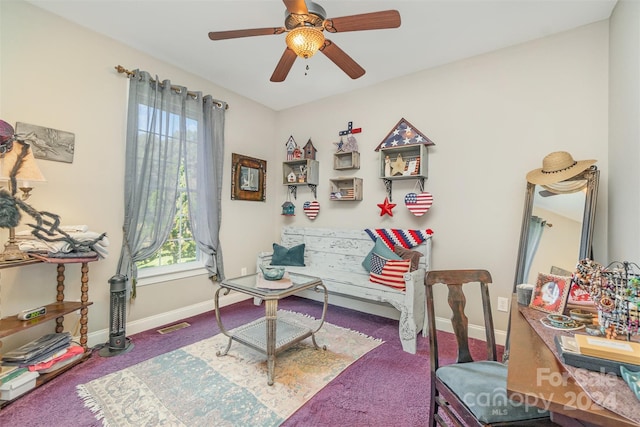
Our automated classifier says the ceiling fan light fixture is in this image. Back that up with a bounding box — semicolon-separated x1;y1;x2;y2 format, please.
286;26;324;59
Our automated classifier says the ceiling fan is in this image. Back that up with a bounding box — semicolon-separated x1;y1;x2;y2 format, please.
208;0;401;82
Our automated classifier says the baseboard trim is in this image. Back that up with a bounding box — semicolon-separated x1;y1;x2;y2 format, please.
85;292;249;349
86;293;506;349
435;316;507;347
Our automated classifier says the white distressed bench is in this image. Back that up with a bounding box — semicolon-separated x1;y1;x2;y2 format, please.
256;226;432;354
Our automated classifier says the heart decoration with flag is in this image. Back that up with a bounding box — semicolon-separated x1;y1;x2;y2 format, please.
404;192;433;217
303;200;320;220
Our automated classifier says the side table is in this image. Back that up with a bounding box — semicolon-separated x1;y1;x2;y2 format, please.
215;272;327;385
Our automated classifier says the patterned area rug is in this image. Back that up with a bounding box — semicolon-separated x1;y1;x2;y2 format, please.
77;311;383;426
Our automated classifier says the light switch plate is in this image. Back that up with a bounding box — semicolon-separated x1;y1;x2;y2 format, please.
497;297;509;312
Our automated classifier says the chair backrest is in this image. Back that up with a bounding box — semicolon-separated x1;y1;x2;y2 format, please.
424;269;497;371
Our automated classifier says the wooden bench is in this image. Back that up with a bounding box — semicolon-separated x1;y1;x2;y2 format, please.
256;226;432;354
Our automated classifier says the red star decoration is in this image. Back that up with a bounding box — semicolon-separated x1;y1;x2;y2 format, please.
377;197;396;217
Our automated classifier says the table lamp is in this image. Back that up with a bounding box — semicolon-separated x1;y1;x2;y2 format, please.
0;124;46;262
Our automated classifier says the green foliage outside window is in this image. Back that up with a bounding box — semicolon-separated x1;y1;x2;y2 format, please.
137;170;197;269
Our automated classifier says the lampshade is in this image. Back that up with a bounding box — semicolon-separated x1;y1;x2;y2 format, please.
0;142;46;186
285;26;325;59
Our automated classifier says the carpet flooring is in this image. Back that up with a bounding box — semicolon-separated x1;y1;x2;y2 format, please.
0;296;499;426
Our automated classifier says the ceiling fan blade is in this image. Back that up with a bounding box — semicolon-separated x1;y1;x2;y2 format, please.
283;0;308;15
320;40;365;80
324;10;401;33
208;27;285;40
270;48;298;82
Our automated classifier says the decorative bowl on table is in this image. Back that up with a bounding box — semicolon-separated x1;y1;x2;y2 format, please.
547;314;574;328
260;265;285;281
569;308;595;325
620;366;640;401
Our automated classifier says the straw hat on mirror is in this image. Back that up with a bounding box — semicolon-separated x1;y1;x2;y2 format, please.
526;151;596;185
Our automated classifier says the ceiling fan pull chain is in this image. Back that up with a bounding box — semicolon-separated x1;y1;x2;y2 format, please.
305;64;310;76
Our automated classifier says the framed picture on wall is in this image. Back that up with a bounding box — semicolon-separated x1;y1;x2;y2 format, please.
231;153;266;201
529;272;571;314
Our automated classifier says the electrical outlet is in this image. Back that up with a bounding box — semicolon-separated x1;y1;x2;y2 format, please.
241;267;247;276
497;297;509;312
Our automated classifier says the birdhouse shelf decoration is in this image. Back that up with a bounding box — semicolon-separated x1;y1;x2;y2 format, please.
285;135;298;160
281;201;295;216
303;139;317;160
287;171;297;183
375;118;435;202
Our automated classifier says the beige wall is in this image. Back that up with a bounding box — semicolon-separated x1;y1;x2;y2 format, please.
1;0;611;348
275;22;609;328
609;0;640;262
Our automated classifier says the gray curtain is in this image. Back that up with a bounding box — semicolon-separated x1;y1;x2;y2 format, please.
184;96;226;281
523;215;546;283
117;70;226;297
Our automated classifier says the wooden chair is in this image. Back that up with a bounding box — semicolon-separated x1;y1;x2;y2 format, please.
424;269;554;426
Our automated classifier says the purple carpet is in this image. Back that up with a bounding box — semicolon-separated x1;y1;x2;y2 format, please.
0;297;499;426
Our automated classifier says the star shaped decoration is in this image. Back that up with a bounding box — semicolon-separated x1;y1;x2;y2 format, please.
391;154;405;176
377;197;396;217
333;139;344;152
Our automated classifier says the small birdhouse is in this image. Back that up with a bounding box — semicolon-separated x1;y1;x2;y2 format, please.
287;171;297;183
303;139;317;160
285;136;298;160
281;201;295;216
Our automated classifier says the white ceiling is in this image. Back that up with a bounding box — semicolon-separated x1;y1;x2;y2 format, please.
26;0;616;111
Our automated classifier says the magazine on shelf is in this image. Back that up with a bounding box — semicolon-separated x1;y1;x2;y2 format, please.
1;332;72;365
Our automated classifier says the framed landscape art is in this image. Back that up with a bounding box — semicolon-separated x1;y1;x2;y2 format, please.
231;153;266;201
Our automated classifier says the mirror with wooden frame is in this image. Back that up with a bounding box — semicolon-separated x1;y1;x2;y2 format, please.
513;166;600;290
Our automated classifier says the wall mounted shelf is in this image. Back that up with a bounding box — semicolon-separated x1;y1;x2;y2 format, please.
329;177;363;201
333;151;360;170
283;159;319;200
379;144;428;201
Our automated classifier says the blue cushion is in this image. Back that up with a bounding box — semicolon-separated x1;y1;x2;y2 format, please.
271;243;305;266
436;361;549;423
361;238;402;272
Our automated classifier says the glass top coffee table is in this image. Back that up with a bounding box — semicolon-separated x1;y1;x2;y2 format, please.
214;271;328;385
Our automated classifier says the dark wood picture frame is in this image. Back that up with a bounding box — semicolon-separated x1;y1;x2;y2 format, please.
231;153;266;201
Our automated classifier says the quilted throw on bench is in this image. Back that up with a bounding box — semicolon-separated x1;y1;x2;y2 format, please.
365;228;433;249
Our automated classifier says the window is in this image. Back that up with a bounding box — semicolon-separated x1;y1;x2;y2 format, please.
134;104;204;283
137;170;197;269
121;71;225;289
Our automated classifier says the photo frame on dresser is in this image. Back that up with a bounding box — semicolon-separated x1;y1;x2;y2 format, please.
231;153;266;201
529;272;571;314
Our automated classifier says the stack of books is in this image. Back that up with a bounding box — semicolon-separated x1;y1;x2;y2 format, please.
556;334;640;375
1;333;73;366
1;332;84;374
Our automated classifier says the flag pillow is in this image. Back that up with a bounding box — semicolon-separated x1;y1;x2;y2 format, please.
369;253;411;290
361;238;402;273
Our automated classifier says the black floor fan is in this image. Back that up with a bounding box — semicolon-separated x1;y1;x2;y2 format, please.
99;274;134;357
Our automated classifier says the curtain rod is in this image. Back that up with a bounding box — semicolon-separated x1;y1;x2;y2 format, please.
115;65;229;110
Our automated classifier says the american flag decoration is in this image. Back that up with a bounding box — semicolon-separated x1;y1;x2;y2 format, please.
369;253;411;290
374;118;435;151
285;135;298;160
303;200;320;220
404;192;434;217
